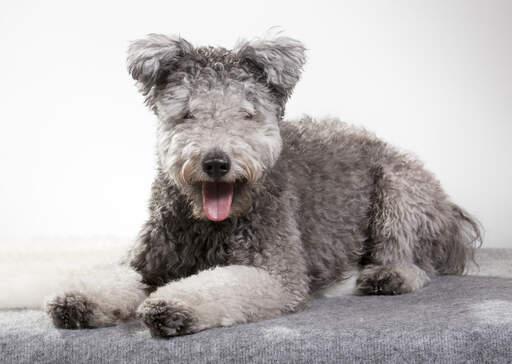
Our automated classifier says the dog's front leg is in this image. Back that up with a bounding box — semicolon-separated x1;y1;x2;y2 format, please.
45;264;147;329
137;265;306;337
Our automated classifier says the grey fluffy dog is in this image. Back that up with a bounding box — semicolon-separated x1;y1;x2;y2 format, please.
46;34;481;337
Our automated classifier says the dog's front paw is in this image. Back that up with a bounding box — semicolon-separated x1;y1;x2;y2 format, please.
137;298;197;338
46;293;95;329
356;264;424;295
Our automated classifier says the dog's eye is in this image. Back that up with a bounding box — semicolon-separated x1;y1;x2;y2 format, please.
243;111;254;120
183;112;195;120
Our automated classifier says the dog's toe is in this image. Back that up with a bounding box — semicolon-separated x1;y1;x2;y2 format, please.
356;265;410;295
137;299;197;338
46;293;95;329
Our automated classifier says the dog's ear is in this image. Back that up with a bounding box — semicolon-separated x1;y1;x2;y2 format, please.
127;34;194;95
236;36;306;103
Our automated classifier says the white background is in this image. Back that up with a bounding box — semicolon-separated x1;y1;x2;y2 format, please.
0;0;510;247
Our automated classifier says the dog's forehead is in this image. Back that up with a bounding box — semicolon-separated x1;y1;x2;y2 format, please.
188;86;255;115
156;70;260;120
180;57;260;115
195;46;239;66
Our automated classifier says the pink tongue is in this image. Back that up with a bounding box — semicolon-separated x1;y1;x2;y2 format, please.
202;182;234;221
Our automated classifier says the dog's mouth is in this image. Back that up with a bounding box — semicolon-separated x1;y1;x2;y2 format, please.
201;182;234;221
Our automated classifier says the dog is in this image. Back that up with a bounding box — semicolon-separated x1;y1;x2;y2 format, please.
46;34;481;337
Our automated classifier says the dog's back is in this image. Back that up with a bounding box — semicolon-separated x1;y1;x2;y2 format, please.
279;116;481;291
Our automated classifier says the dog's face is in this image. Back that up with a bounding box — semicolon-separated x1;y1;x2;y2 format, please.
127;34;305;221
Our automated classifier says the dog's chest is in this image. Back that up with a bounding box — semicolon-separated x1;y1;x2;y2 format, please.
164;221;232;276
165;218;262;277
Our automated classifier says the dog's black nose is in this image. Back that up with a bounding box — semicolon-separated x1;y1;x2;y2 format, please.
202;151;231;178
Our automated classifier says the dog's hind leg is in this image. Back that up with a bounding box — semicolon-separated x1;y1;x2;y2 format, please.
356;160;447;295
45;264;147;329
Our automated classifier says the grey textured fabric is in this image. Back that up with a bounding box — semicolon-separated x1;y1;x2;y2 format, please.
470;248;512;278
1;249;512;364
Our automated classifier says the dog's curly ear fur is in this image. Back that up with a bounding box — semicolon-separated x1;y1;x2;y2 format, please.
127;34;194;96
236;36;306;103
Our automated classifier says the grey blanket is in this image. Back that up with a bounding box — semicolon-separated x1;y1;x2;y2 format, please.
1;250;512;363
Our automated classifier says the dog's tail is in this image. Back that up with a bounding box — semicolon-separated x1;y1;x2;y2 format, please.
436;203;483;275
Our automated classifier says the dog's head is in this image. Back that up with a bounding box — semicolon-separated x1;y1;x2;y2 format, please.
127;33;305;221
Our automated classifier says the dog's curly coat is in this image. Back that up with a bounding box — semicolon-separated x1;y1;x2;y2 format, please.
46;34;481;337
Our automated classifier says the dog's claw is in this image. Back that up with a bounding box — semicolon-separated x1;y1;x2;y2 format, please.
46;293;95;329
138;299;197;338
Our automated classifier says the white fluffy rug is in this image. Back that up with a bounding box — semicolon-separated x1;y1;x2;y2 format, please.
1;237;510;310
0;237;131;309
